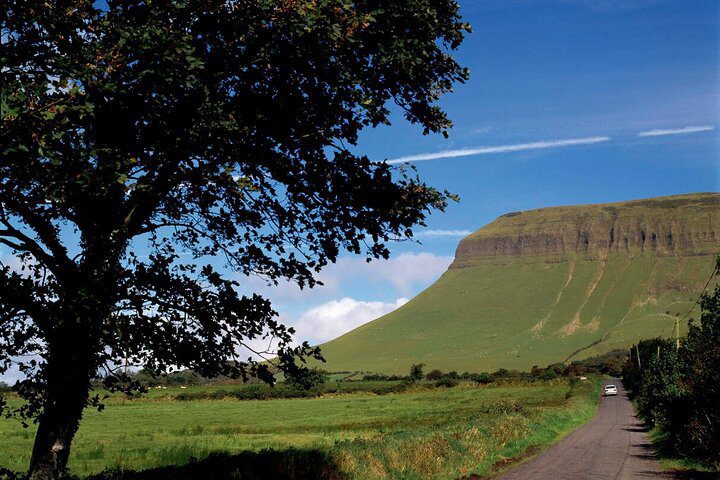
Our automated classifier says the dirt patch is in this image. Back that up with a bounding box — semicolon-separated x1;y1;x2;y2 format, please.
491;445;544;472
454;444;546;479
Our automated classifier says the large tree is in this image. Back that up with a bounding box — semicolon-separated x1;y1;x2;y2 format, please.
0;1;469;478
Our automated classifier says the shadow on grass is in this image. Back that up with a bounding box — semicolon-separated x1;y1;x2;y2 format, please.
88;450;348;480
0;450;348;480
646;431;719;480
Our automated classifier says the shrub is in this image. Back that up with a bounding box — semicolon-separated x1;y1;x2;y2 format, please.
470;373;492;385
284;368;327;391
425;369;443;381
538;369;557;381
435;377;458;388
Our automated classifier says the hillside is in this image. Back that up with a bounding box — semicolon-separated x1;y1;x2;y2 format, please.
318;193;720;374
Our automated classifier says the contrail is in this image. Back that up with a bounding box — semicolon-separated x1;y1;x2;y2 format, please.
387;136;611;164
637;125;715;137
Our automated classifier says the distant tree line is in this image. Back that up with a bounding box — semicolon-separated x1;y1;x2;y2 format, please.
622;256;720;467
360;351;627;388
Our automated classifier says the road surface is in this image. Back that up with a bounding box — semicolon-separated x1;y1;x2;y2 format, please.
499;380;669;479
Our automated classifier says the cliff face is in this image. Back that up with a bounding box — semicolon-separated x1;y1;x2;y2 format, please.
453;193;719;266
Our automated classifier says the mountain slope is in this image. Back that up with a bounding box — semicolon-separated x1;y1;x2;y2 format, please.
318;193;720;374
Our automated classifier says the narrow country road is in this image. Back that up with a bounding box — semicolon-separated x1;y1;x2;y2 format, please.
499;380;669;480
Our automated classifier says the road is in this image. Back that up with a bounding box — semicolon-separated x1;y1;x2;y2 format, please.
499;380;669;480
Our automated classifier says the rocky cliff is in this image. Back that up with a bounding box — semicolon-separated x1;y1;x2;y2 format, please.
453;193;719;266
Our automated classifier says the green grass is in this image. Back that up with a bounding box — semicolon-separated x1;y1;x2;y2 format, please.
318;193;719;374
0;379;601;479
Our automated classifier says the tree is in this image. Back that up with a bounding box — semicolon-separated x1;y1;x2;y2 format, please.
409;363;425;383
0;1;469;478
676;255;720;461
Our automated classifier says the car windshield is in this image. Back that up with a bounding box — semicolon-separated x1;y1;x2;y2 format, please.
606;385;616;389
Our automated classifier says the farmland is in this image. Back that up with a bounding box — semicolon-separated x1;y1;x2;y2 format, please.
0;379;600;479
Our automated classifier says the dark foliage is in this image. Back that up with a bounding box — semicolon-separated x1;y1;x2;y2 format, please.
283;368;327;391
1;0;469;477
470;372;492;385
434;376;458;388
408;363;425;383
425;369;444;381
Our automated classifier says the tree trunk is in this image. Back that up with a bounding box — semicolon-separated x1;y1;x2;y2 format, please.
28;322;92;480
28;399;85;480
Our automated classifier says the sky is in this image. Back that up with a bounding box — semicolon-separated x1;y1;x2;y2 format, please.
260;0;720;352
1;0;719;380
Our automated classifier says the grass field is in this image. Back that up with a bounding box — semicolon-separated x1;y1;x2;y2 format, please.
0;379;600;479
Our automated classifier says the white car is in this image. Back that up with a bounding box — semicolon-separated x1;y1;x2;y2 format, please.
604;384;618;396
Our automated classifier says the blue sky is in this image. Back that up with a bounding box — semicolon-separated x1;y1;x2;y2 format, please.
1;1;719;379
271;0;719;350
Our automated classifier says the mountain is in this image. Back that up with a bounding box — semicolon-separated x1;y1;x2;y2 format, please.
318;193;720;374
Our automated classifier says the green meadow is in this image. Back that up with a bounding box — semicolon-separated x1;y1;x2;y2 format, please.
319;253;714;374
0;379;600;479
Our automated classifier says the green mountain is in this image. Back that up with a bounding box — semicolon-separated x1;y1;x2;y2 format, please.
319;193;720;374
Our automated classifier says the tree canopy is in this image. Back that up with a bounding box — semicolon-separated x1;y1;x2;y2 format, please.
1;1;468;477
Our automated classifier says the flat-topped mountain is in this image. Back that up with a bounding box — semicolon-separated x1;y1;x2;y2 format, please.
318;193;720;374
454;193;719;263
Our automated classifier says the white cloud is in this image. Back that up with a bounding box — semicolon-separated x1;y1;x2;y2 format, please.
387;136;611;164
293;297;408;344
415;229;472;238
637;125;715;137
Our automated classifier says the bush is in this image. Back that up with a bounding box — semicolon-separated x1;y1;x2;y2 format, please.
435;377;458;388
470;373;492;385
284;368;327;391
425;369;443;381
537;368;558;381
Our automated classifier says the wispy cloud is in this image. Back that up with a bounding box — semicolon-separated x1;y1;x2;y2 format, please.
415;229;472;238
387;136;611;164
637;125;715;137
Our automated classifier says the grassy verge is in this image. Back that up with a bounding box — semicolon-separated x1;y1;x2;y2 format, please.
0;378;601;479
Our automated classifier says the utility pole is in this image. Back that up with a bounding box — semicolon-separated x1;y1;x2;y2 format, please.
635;344;642;371
122;353;128;406
674;317;680;351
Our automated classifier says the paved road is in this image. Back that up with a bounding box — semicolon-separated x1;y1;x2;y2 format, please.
499;380;669;480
